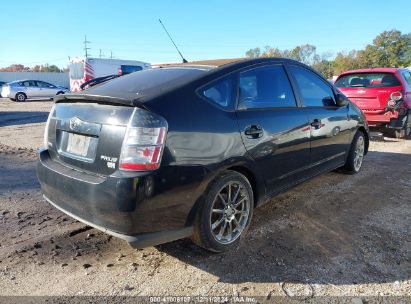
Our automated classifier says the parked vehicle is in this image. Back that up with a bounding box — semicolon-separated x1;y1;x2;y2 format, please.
1;80;69;102
69;57;151;92
335;68;411;138
37;58;369;252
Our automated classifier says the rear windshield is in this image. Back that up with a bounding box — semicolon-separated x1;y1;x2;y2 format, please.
121;65;142;75
86;67;207;96
335;73;401;88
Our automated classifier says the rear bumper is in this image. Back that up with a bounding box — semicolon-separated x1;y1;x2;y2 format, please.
43;195;192;248
364;111;399;126
37;149;197;247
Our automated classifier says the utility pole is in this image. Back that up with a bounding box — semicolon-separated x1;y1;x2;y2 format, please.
99;49;103;58
83;35;91;58
110;50;114;59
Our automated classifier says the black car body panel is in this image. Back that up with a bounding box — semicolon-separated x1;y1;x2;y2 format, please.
37;58;369;248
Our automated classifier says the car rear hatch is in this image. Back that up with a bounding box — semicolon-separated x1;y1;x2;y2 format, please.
335;72;403;112
339;87;402;112
45;94;137;176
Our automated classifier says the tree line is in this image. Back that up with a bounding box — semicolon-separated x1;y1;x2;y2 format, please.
0;64;67;73
245;29;411;79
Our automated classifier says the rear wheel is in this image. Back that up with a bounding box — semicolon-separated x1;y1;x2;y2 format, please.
192;171;254;252
15;93;26;102
385;114;411;139
385;127;411;139
341;131;365;174
395;127;410;139
394;127;411;139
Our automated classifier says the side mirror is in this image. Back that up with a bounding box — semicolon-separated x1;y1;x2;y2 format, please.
336;93;348;107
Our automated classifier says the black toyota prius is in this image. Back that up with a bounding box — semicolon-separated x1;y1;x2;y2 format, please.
37;58;369;252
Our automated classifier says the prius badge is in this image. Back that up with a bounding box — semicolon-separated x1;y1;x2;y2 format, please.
69;117;81;131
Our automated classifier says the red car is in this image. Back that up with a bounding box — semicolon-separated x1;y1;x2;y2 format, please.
335;68;411;138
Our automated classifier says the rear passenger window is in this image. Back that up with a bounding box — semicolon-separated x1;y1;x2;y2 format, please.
238;65;296;109
22;81;36;87
289;65;336;107
202;77;234;108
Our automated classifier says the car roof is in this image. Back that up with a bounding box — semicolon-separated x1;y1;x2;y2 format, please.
10;79;35;83
154;58;245;69
157;57;300;70
338;68;404;76
57;57;313;106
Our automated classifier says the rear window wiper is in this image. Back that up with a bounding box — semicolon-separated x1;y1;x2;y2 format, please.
80;75;120;90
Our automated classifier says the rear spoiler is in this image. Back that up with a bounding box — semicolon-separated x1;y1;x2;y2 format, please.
54;94;147;109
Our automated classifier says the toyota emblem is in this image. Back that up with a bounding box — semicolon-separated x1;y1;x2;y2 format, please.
69;117;81;131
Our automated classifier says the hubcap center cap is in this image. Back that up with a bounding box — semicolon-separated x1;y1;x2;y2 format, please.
225;206;235;219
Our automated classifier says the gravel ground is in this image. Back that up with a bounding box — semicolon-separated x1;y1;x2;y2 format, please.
0;98;410;301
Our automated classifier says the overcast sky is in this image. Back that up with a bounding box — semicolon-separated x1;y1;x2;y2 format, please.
1;0;410;67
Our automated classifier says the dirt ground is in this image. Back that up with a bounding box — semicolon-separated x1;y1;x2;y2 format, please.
0;98;410;300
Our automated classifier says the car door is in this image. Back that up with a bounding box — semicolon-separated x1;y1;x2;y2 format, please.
22;80;39;98
287;64;351;172
36;81;56;98
235;64;311;194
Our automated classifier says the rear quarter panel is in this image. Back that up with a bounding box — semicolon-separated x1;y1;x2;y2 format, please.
144;84;266;217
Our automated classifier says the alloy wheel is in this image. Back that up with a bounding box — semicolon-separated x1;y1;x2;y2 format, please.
354;136;365;171
209;181;250;244
16;94;26;102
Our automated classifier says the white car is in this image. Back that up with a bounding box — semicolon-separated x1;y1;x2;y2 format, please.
1;80;69;102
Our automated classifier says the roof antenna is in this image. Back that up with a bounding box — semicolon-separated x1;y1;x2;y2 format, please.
159;19;188;63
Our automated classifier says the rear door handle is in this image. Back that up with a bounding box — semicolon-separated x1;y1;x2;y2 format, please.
244;125;263;138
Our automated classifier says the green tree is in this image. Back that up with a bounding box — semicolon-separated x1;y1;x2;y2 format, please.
332;51;362;75
0;64;26;72
311;60;332;79
245;47;261;58
46;65;62;72
360;30;411;67
289;44;318;65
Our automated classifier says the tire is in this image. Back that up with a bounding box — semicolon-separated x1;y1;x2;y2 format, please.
192;170;254;252
394;127;411;139
341;131;366;174
15;93;27;102
384;127;411;139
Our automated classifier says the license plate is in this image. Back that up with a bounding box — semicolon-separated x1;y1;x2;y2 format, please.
66;133;91;157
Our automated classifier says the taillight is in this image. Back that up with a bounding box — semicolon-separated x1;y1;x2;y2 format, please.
43;104;56;149
387;100;396;107
119;108;168;171
390;91;403;102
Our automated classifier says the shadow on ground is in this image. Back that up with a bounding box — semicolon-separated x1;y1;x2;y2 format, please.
2;149;410;288
0;111;49;127
155;151;411;285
